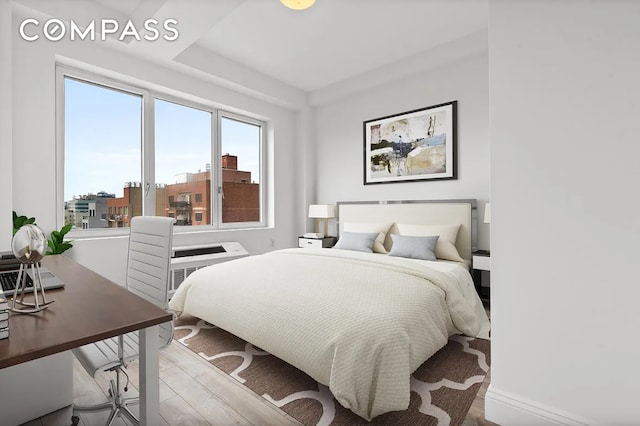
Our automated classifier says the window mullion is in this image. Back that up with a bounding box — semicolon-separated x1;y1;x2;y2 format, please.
212;110;221;228
142;92;155;216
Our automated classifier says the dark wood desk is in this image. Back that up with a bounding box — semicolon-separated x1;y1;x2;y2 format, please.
0;255;172;425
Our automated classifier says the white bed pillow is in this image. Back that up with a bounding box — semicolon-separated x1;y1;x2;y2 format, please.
342;222;392;254
388;234;438;261
395;223;464;262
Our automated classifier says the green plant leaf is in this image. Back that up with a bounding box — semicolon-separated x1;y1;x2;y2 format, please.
45;223;74;255
12;211;37;235
60;223;73;235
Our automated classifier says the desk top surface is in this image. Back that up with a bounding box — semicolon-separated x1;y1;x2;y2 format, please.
0;255;172;369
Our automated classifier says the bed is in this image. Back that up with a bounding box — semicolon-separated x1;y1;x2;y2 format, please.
169;200;490;420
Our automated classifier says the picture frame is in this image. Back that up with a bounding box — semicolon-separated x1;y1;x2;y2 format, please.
363;100;457;185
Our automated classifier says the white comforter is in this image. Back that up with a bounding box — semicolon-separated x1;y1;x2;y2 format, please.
169;248;489;420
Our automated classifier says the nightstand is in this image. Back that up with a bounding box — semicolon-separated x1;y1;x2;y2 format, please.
298;236;337;248
472;251;491;303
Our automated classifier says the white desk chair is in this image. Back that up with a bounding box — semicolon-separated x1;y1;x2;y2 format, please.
71;216;174;426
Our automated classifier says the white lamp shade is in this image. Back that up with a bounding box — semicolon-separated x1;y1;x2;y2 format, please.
308;204;335;219
484;203;491;224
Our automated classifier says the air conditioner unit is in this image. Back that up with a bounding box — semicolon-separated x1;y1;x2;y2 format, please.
169;241;248;297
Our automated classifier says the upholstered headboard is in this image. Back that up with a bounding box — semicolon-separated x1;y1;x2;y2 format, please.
337;199;476;263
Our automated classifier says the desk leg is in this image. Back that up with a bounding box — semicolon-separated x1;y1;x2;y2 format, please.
139;325;160;425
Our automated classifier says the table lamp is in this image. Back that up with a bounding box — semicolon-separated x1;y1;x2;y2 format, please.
308;204;335;238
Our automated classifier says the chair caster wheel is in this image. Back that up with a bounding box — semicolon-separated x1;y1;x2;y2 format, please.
71;415;80;425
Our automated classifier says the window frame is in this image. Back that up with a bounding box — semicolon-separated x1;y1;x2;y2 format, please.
56;65;268;237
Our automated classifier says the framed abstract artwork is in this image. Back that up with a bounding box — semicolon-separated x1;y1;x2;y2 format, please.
363;100;457;185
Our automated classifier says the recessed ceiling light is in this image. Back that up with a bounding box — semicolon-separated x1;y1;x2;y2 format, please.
280;0;316;11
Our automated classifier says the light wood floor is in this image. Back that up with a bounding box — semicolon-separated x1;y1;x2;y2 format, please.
26;323;496;425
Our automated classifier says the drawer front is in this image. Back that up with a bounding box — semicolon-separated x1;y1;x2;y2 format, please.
299;238;323;248
473;255;491;271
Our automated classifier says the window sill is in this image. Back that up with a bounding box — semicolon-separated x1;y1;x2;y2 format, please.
68;224;270;241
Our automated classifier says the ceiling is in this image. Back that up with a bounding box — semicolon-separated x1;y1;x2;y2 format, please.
13;0;488;95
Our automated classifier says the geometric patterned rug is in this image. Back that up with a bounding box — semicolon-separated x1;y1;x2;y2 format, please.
174;314;490;426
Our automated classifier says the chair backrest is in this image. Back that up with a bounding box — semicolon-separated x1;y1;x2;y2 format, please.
126;216;174;349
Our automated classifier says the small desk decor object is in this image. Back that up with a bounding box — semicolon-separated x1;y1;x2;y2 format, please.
9;225;55;313
364;100;457;184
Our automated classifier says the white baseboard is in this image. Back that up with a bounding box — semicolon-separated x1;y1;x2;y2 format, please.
485;385;592;426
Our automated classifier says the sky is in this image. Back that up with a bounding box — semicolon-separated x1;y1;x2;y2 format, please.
64;78;260;201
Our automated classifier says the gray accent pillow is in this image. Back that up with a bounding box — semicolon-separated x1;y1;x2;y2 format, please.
388;234;439;261
334;232;380;253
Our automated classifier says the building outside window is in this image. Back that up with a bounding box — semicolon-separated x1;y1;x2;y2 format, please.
220;115;262;224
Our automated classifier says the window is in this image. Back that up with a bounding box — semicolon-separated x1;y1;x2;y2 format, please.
63;77;141;230
219;114;262;224
59;67;267;232
155;99;211;227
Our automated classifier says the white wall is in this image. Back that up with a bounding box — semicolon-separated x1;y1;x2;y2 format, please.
9;8;302;280
486;1;640;424
295;107;319;236
314;52;491;248
0;1;12;252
